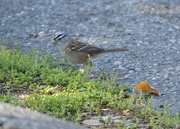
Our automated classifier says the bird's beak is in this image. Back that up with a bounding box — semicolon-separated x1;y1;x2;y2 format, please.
52;40;58;45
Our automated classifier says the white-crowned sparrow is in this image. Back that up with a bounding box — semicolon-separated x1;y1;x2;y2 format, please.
52;34;128;65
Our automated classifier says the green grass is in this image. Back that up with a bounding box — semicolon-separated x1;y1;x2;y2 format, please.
0;40;179;128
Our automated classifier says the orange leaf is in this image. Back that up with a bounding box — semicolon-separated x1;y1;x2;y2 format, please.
133;81;161;96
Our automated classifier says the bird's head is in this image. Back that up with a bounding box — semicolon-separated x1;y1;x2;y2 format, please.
52;34;68;45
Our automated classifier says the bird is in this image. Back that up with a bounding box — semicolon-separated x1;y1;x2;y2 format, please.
52;34;128;66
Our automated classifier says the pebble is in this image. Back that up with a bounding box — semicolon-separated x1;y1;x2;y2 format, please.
82;118;102;126
3;86;11;89
38;31;46;37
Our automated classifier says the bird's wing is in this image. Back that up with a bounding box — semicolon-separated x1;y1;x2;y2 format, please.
69;40;104;53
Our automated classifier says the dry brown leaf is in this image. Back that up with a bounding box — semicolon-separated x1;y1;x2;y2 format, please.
101;108;112;111
78;68;85;74
46;86;64;94
133;81;161;96
122;109;130;116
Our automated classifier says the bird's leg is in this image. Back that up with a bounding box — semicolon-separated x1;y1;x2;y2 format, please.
80;63;86;69
78;55;93;74
78;64;86;74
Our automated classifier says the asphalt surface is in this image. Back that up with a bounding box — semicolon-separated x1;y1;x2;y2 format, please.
0;0;180;114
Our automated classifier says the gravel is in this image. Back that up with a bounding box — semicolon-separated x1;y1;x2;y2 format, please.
0;0;180;114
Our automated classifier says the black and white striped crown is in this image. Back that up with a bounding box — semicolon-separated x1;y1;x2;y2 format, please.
54;34;67;41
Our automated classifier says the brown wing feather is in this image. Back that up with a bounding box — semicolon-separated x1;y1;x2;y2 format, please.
68;41;104;53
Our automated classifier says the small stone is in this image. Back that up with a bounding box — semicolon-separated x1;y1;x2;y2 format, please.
82;119;102;126
128;70;134;73
3;86;11;89
15;11;27;16
38;32;45;37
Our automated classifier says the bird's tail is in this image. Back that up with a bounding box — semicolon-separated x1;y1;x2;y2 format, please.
103;48;128;53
